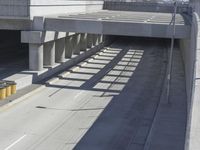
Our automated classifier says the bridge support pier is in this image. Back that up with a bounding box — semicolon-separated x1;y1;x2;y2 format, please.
55;38;65;63
80;33;87;51
22;30;105;71
87;34;93;48
73;34;81;55
44;41;55;67
29;43;43;71
65;36;73;58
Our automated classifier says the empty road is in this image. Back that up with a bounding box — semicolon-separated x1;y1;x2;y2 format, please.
0;38;187;150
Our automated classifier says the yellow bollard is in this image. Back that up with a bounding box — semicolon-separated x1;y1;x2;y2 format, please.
0;86;6;100
5;84;11;97
11;83;16;94
5;81;17;95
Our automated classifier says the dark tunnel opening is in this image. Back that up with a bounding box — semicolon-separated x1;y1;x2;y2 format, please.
0;30;28;79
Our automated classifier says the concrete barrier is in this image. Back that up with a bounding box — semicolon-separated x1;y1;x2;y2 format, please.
179;12;200;150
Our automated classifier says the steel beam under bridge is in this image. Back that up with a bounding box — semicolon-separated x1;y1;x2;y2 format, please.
43;10;190;39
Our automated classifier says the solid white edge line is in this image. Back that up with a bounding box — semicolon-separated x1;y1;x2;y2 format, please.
4;134;27;150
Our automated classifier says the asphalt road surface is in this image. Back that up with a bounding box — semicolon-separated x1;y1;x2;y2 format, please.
0;38;187;150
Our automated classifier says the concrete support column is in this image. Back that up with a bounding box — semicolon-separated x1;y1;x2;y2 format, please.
65;36;73;58
80;33;87;51
73;34;81;55
87;34;93;48
44;41;55;67
55;38;65;63
99;34;103;43
29;43;43;71
93;34;98;46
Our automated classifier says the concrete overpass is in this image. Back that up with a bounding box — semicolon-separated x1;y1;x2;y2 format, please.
43;10;190;38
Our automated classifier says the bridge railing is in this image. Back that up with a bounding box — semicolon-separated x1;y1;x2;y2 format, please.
103;0;191;13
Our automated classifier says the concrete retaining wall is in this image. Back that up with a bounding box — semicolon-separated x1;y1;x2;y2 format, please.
29;0;104;19
179;14;195;105
179;12;200;150
0;0;29;17
0;0;104;18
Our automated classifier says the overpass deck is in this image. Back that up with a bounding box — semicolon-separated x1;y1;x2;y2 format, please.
44;10;190;39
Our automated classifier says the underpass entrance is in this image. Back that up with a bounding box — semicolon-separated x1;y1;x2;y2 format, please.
0;30;28;80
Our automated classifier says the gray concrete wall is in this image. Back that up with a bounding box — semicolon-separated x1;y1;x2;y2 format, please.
0;0;104;18
179;12;200;150
179;22;195;105
29;0;104;19
190;0;200;15
0;0;29;17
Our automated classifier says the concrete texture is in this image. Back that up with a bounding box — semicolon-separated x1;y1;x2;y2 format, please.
29;0;104;19
0;18;30;30
21;31;72;44
55;38;65;63
87;34;94;48
73;34;81;55
0;0;103;18
103;1;190;14
179;12;198;103
65;36;74;58
80;33;87;51
0;0;103;30
43;41;55;67
29;43;44;71
183;12;200;150
45;10;190;39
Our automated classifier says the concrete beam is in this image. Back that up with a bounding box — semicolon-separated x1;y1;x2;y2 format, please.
0;18;30;30
21;31;75;44
45;18;190;39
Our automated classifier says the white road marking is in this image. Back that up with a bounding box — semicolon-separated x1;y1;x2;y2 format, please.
4;134;27;150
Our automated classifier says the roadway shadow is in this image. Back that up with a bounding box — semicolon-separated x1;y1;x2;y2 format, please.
47;37;187;150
